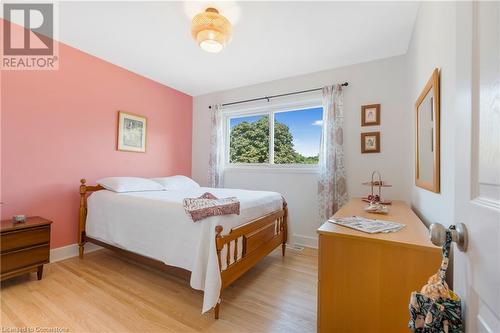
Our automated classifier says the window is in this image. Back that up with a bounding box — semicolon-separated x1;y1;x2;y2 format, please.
274;107;323;164
230;115;269;163
227;105;323;167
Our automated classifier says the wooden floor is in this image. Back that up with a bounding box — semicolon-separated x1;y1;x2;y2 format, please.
1;247;317;332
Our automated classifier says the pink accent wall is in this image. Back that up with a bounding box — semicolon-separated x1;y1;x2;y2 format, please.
1;31;193;248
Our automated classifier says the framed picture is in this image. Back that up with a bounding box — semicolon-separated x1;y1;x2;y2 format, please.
361;104;381;126
361;131;380;153
117;111;147;152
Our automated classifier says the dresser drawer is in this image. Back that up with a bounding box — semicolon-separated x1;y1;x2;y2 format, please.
1;244;50;274
1;226;50;252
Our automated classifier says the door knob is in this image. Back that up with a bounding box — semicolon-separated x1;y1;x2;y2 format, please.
429;223;468;252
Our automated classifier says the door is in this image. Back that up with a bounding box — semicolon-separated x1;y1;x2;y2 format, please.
454;2;500;332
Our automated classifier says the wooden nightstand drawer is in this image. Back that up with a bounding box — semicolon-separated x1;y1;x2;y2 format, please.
1;244;50;274
1;226;50;252
1;217;52;281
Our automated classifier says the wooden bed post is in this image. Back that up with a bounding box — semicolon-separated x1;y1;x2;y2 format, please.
78;179;104;259
78;179;88;258
282;200;288;257
214;299;221;320
214;225;223;320
215;225;224;269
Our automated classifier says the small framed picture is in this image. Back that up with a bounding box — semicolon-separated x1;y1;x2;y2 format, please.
361;104;381;126
117;111;147;152
361;132;380;153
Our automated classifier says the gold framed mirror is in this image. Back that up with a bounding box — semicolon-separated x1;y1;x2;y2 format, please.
415;68;440;193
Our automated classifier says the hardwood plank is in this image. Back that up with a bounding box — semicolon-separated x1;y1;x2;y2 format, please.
0;247;317;333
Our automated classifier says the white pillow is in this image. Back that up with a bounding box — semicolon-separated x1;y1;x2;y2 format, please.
97;177;164;193
151;175;200;190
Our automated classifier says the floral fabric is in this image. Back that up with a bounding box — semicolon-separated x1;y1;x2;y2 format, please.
183;192;240;222
318;85;348;222
409;227;463;333
208;104;224;187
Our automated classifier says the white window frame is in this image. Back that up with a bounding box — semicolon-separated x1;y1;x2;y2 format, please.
223;97;323;172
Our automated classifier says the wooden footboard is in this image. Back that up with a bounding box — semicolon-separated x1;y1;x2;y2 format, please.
214;201;287;318
78;179;288;319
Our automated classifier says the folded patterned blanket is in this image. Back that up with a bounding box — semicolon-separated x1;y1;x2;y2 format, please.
183;192;240;222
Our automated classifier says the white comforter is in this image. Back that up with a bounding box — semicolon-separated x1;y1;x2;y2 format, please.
86;187;283;313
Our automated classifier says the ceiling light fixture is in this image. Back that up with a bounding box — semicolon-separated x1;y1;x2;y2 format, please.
191;7;232;53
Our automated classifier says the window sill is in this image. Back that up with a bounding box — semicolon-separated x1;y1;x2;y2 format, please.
224;165;320;174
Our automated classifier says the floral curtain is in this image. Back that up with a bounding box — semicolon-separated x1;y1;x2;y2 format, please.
318;85;348;221
208;104;224;188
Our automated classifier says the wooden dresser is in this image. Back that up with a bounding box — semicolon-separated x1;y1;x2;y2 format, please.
1;217;52;281
317;198;441;333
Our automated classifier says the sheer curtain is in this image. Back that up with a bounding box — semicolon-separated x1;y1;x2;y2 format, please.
318;85;348;222
208;104;224;188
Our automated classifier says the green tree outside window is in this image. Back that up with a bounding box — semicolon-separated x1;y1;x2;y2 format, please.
230;115;319;164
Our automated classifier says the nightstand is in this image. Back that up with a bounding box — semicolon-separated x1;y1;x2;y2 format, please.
1;216;52;281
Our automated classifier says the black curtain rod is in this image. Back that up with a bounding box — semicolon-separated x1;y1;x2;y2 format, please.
208;82;348;109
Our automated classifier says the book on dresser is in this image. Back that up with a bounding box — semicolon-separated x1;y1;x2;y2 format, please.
317;198;441;333
1;216;52;281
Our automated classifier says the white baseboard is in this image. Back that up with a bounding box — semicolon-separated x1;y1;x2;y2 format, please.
291;234;318;249
50;243;102;263
50;235;315;263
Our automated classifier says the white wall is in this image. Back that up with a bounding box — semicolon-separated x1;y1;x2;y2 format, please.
407;1;457;226
192;55;411;247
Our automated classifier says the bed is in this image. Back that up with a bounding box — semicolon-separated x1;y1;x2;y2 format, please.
77;178;288;319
